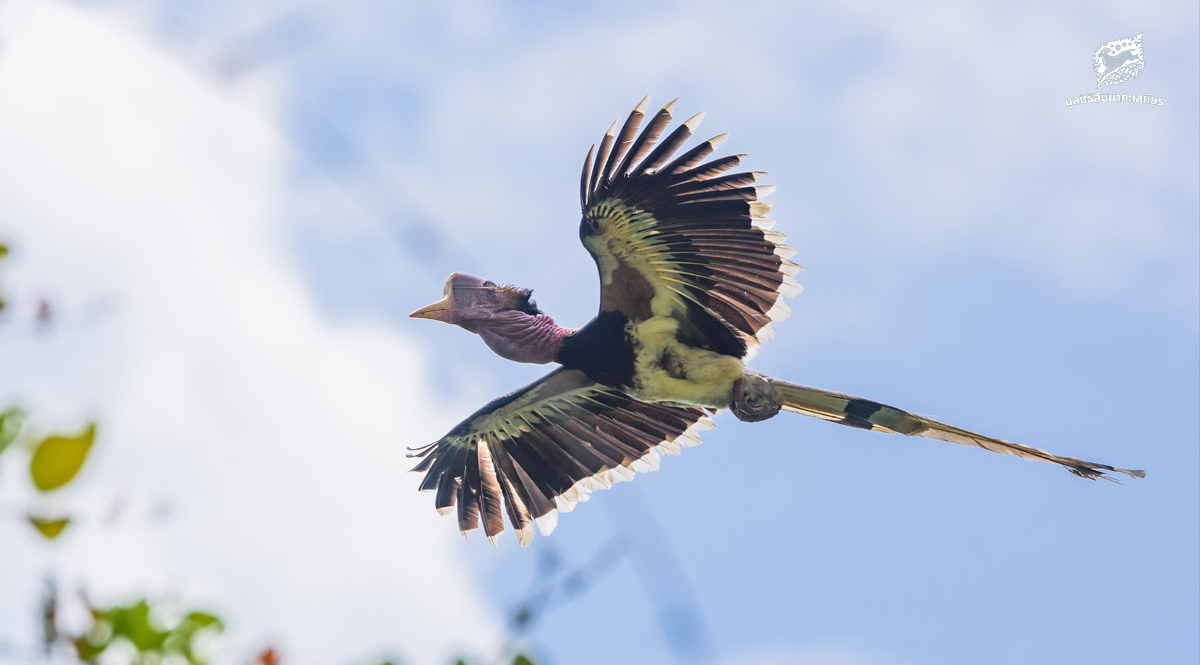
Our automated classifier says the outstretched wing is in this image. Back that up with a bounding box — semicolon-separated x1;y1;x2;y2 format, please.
768;378;1146;480
408;368;714;546
578;96;801;360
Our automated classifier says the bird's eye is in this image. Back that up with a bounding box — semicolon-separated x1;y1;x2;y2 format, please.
487;291;502;302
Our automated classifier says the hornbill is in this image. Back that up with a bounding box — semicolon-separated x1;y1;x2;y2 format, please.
408;96;1144;546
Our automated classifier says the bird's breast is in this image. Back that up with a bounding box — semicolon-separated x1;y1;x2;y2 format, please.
557;311;638;388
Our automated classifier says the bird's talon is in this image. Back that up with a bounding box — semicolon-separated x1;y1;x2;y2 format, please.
731;371;782;423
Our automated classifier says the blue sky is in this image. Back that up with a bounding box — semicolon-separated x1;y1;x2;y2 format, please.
0;1;1195;664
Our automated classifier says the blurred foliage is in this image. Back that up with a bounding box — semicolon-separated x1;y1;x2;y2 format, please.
454;657;535;665
0;241;8;311
1;230;544;665
30;422;96;492
0;407;93;539
0;406;24;456
73;598;223;665
29;515;72;539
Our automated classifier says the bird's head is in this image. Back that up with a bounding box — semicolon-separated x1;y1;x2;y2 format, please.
410;272;540;330
410;272;566;365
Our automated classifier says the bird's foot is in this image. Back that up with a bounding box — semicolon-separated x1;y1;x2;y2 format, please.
731;371;782;423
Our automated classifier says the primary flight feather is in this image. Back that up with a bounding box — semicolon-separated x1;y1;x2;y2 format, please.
408;96;1144;547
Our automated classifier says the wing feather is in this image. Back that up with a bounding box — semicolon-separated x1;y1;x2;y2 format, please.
632;111;702;178
670;154;745;185
579;143;595;208
604;95;649;183
477;440;506;541
590;119;618;200
615;98;676;179
501;445;556;517
663;171;762;197
434;445;465;515
489;443;535;545
458;443;482;533
409;368;712;544
660;133;728;175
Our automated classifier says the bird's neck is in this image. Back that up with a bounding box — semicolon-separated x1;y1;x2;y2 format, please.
470;312;572;365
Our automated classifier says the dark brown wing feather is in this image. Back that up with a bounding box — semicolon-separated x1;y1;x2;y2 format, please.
604;95;648;183
579;98;801;360
408;368;714;546
615;99;676;178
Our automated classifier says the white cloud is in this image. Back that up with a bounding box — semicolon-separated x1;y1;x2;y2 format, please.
335;0;1195;325
0;2;498;663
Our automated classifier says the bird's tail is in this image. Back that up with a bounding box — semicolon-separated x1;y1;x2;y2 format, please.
763;377;1146;481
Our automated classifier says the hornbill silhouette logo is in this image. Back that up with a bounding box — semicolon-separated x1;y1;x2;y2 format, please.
408;97;1144;546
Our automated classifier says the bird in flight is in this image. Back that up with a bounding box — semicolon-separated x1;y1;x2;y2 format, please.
408;96;1144;546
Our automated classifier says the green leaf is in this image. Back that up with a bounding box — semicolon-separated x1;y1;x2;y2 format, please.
512;657;535;665
0;408;24;457
30;422;95;491
75;598;223;662
182;612;222;628
74;607;115;664
28;515;71;539
109;600;169;651
74;634;109;664
160;609;223;665
170;610;224;662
